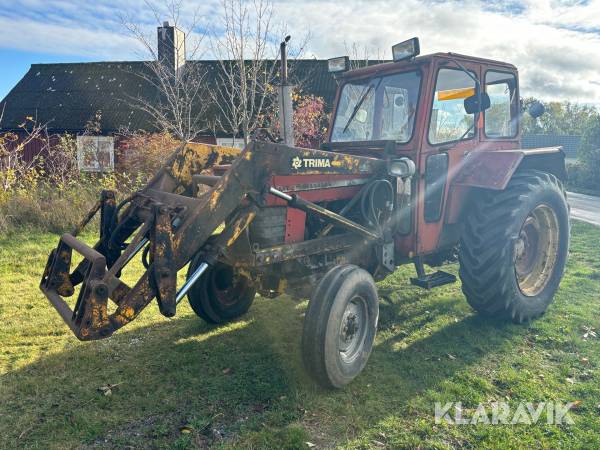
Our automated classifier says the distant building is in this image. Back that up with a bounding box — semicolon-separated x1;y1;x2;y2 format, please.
522;134;581;160
0;23;339;169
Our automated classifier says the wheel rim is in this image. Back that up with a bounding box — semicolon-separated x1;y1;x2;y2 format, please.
209;266;246;307
514;204;560;297
338;295;369;364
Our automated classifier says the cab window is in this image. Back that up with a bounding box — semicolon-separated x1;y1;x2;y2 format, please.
428;68;476;145
485;71;517;138
331;71;421;143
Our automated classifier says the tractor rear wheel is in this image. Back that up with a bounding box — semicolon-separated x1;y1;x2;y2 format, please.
186;257;256;324
459;170;569;322
302;265;379;388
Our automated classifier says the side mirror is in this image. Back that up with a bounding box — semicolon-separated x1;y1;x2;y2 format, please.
464;93;491;114
528;101;545;119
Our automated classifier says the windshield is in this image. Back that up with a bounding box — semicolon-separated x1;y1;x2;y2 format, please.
331;71;422;143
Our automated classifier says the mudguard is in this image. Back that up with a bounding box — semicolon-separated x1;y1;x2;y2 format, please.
452;147;566;191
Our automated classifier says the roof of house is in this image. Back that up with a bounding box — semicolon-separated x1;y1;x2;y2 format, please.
522;134;581;159
0;59;339;134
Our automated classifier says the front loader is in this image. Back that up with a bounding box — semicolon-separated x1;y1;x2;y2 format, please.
41;38;570;388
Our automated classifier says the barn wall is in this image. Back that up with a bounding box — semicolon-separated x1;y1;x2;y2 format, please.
4;130;218;173
4;131;58;164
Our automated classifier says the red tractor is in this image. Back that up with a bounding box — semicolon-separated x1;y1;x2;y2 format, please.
41;38;570;388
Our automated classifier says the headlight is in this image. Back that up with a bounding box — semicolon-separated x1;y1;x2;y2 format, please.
388;157;416;178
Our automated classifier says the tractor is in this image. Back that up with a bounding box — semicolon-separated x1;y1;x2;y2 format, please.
40;38;570;388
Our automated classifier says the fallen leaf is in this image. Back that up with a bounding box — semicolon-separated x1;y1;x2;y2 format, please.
18;426;32;439
581;357;590;365
372;440;386;447
305;442;316;448
447;353;456;360
566;377;575;384
180;425;193;434
582;326;597;339
222;368;232;375
97;382;123;396
571;400;583;409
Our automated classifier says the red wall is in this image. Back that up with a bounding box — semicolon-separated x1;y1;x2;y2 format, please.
6;131;218;168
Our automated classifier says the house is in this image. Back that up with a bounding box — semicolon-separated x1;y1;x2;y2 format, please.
522;134;581;161
0;23;339;170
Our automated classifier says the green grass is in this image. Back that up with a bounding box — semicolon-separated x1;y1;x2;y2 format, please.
1;222;599;449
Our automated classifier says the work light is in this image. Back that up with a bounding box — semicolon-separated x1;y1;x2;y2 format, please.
328;56;350;73
392;38;420;62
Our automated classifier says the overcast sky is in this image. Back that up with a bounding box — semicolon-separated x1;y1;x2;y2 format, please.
1;0;599;104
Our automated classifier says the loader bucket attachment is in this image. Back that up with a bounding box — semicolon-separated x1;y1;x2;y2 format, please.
41;233;112;340
39;142;253;340
39;141;385;340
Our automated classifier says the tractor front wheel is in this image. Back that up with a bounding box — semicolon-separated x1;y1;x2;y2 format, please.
186;257;256;324
459;170;570;322
302;265;379;388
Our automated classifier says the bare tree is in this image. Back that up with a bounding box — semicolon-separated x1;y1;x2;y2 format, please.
0;109;50;193
210;0;287;145
344;42;385;70
121;0;210;142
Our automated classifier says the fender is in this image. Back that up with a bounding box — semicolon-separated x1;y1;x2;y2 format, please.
444;147;566;225
452;147;566;191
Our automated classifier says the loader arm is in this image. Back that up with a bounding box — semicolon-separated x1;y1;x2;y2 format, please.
40;141;386;340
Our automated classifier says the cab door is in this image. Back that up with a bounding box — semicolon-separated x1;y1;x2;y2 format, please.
416;58;483;255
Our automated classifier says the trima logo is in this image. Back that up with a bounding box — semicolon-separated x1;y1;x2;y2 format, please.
291;156;332;170
434;401;575;425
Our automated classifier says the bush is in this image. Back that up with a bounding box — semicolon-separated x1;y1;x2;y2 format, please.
569;114;600;192
0;123;155;234
0;173;142;235
117;131;179;180
567;160;600;193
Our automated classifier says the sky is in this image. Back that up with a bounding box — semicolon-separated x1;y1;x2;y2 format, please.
1;0;600;104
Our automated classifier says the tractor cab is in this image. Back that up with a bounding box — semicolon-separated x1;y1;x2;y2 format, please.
325;38;523;157
323;38;553;258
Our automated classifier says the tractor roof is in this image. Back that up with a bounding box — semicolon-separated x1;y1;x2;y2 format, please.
338;52;517;80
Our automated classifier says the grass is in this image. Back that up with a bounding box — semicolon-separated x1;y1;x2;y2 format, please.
1;221;599;449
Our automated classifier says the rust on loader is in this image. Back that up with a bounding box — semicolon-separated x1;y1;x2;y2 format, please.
41;38;570;388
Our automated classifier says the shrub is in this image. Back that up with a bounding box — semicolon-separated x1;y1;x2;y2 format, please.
117;131;179;180
0;120;161;234
293;95;328;148
45;133;80;186
0;173;141;235
569;114;600;192
567;161;600;192
0;118;47;195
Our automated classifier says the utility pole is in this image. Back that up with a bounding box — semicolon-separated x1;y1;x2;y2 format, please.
278;35;294;146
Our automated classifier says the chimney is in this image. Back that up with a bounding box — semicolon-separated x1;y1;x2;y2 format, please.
157;21;186;74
